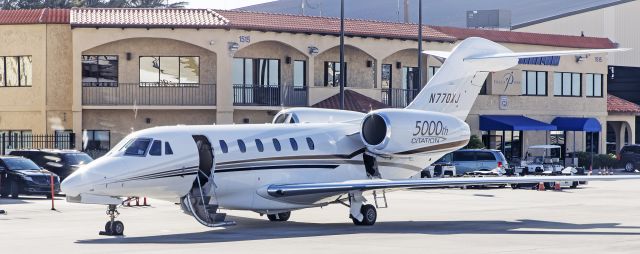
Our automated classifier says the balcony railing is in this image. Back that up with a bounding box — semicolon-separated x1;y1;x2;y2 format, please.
381;88;419;108
233;85;308;106
82;83;216;106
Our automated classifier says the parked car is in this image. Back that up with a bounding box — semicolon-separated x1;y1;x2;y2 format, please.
9;149;93;180
435;149;508;176
0;156;61;199
618;145;640;172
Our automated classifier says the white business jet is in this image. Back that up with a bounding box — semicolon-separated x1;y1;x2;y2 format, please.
62;37;636;236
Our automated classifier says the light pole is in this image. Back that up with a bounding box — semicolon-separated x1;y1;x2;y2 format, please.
417;0;423;92
339;0;345;110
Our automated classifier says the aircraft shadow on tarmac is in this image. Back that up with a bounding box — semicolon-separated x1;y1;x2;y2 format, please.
77;215;640;244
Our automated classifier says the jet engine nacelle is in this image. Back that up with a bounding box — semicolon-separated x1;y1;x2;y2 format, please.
360;109;470;155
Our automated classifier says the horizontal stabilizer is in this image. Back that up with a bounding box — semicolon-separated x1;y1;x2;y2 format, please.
423;50;451;59
464;48;630;61
425;48;629;61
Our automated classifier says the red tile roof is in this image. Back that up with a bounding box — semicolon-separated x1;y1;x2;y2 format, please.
215;10;456;42
0;8;616;48
608;94;640;114
432;26;616;49
71;8;228;28
312;90;389;113
0;8;69;25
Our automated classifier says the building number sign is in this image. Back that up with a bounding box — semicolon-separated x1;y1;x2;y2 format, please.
239;36;251;43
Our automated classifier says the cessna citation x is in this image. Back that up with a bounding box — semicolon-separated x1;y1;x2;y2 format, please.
62;37;637;236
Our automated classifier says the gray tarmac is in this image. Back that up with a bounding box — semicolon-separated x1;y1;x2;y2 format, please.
2;179;640;254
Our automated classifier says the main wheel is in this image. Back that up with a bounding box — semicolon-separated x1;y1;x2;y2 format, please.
511;184;518;189
10;182;20;199
352;204;377;226
570;181;579;189
625;162;635;172
267;211;291;222
105;221;124;235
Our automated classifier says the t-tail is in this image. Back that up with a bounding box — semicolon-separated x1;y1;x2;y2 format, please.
406;37;629;120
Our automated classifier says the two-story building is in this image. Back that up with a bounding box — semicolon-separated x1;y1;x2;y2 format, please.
0;8;635;161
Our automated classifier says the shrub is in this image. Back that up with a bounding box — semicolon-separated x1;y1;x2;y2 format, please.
464;135;484;149
572;152;618;169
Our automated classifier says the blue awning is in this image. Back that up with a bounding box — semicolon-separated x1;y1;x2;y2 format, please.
551;117;601;132
480;115;557;131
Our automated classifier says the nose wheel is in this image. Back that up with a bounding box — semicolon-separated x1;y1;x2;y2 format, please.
99;204;124;236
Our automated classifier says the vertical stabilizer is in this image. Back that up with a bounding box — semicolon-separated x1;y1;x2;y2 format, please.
406;37;517;120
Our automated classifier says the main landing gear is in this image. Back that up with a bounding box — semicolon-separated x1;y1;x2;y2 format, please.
99;204;124;236
267;211;291;222
348;192;378;226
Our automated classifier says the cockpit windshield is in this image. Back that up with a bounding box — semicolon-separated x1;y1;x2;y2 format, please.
122;138;152;156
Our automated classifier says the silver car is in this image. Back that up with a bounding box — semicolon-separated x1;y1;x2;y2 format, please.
437;149;509;176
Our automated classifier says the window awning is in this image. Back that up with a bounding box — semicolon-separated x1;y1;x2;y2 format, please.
551;117;601;132
479;115;557;131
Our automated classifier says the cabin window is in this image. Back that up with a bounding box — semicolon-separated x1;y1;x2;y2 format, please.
219;140;228;153
255;139;264;152
290;138;298;151
149;140;162;156
165;142;173;155
273;138;281;151
123;138;151;156
238;139;246;153
306;137;315;150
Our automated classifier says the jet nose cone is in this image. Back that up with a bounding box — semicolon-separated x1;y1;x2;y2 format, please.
61;172;82;197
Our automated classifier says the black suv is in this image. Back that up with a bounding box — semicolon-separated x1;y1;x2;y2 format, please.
9;150;93;180
619;145;640;172
0;156;61;199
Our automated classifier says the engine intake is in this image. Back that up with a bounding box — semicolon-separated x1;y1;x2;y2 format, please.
360;109;470;155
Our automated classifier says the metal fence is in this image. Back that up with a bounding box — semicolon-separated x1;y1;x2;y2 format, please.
381;88;419;108
233;85;308;106
82;83;216;106
0;133;76;155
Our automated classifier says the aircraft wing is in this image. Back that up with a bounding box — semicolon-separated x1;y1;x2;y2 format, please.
266;175;640;197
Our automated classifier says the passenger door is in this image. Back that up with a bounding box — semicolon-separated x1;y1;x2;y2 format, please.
475;151;497;170
452;151;477;175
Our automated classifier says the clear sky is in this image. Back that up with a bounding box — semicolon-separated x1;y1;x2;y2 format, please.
187;0;276;9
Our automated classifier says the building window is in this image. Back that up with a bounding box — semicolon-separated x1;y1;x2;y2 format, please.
427;66;440;82
381;64;392;89
324;61;347;87
293;60;306;88
233;58;280;87
402;66;419;90
0;130;32;150
0;56;32;87
554;72;581;97
82;55;118;86
586;132;599;154
82;130;110;152
521;71;547;96
479;74;489;95
550;131;566;159
586;73;603;97
139;56;200;85
482;130;522;162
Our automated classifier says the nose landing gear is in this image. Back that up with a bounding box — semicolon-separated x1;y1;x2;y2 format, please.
99;204;124;236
